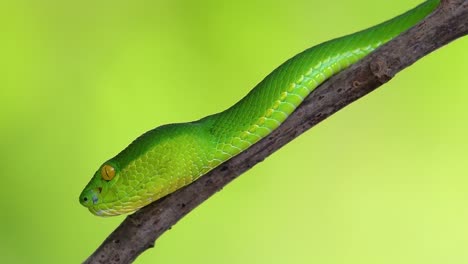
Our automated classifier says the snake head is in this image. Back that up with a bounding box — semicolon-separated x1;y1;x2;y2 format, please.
79;124;206;217
79;129;177;217
79;159;153;217
79;161;125;216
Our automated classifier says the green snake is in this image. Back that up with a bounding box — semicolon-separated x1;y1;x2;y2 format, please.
80;0;440;216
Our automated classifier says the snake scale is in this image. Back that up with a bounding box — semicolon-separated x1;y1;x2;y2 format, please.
80;0;440;216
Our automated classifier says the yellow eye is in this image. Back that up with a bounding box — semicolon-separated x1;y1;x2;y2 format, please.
101;164;115;181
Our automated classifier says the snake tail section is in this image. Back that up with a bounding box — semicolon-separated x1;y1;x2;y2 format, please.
79;0;440;216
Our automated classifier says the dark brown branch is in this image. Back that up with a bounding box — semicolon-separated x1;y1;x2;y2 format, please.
84;1;468;263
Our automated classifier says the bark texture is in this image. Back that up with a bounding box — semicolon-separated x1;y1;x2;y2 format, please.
84;0;468;263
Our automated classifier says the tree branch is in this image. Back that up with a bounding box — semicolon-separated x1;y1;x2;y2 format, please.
84;1;468;263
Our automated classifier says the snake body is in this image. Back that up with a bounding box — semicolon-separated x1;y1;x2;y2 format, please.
80;0;440;216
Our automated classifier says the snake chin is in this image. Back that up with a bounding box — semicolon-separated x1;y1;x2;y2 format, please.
86;202;143;217
88;207;116;217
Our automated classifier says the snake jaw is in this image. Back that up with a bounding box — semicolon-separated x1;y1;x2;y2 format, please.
87;202;145;217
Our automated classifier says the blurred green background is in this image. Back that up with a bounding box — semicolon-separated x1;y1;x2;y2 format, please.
1;0;467;263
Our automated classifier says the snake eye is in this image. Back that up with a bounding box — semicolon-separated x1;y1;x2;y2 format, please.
101;164;115;181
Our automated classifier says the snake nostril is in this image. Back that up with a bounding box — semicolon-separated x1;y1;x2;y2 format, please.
83;197;88;202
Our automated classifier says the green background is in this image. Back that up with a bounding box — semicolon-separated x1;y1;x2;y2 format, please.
1;0;467;263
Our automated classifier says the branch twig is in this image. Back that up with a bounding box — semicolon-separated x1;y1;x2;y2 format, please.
84;0;468;263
